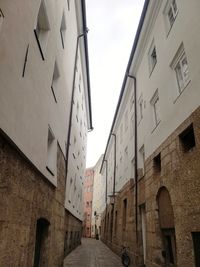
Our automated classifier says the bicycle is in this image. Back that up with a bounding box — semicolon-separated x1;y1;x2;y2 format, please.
121;246;131;267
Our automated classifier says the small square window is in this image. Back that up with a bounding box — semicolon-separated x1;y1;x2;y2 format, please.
179;124;195;152
153;153;161;173
148;40;157;74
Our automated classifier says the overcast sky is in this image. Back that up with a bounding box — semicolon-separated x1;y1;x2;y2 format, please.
86;0;145;167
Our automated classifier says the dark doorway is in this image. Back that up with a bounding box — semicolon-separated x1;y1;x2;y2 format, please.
34;218;50;267
192;232;200;267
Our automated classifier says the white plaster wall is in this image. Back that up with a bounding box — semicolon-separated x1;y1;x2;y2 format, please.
102;0;200;195
0;0;78;185
132;0;200;161
91;155;105;235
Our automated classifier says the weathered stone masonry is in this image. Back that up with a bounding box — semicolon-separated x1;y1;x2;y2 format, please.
101;106;200;267
0;131;81;267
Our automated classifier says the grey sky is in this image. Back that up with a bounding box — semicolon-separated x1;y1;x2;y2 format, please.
86;0;145;167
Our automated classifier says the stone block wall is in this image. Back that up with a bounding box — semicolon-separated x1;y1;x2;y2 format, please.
0;131;75;267
101;106;200;267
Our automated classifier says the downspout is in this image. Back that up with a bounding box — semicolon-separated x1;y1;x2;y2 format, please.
65;30;88;184
127;74;138;242
111;133;116;198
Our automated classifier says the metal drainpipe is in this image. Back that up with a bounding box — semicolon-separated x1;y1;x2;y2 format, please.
127;74;138;242
65;30;88;185
111;133;116;198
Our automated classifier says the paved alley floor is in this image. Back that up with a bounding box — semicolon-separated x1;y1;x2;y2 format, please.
63;238;123;267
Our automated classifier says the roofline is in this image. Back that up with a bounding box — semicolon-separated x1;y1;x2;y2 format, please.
81;0;93;131
100;0;150;173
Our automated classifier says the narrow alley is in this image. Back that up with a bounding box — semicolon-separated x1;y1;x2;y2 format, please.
63;238;123;267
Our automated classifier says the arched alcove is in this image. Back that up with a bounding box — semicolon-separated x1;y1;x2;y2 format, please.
33;218;50;267
157;187;177;266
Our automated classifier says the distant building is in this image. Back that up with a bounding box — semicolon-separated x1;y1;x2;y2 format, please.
82;168;94;237
0;0;92;266
91;155;105;239
101;1;200;267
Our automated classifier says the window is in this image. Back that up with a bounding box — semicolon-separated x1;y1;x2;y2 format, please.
139;145;145;175
122;199;127;231
153;153;161;173
150;90;161;128
67;0;70;10
163;0;178;33
0;9;4;32
148;40;157;74
124;147;128;171
125;110;128;131
171;44;190;95
138;95;143;122
51;61;60;102
179;124;195;152
46;126;56;175
120;123;123;143
34;0;50;60
130;114;134;138
60;12;66;49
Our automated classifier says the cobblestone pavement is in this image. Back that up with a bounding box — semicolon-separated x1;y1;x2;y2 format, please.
63;238;123;267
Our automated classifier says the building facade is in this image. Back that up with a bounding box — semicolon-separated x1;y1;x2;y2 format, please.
91;155;105;239
0;0;92;266
82;168;94;238
100;1;200;267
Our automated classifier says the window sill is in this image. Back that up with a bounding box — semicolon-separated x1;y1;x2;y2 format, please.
151;120;161;134
173;80;191;104
46;166;55;176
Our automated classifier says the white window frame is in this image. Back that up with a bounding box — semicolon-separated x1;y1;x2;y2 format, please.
150;90;161;128
171;43;190;96
148;39;157;74
163;0;178;34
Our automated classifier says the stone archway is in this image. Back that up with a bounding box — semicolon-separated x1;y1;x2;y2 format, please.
157;187;177;266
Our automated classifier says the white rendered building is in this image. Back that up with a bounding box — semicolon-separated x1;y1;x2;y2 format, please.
0;0;92;265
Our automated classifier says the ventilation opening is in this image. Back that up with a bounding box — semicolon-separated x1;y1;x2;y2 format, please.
153;153;161;173
179;124;195;152
60;12;66;49
34;0;50;60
